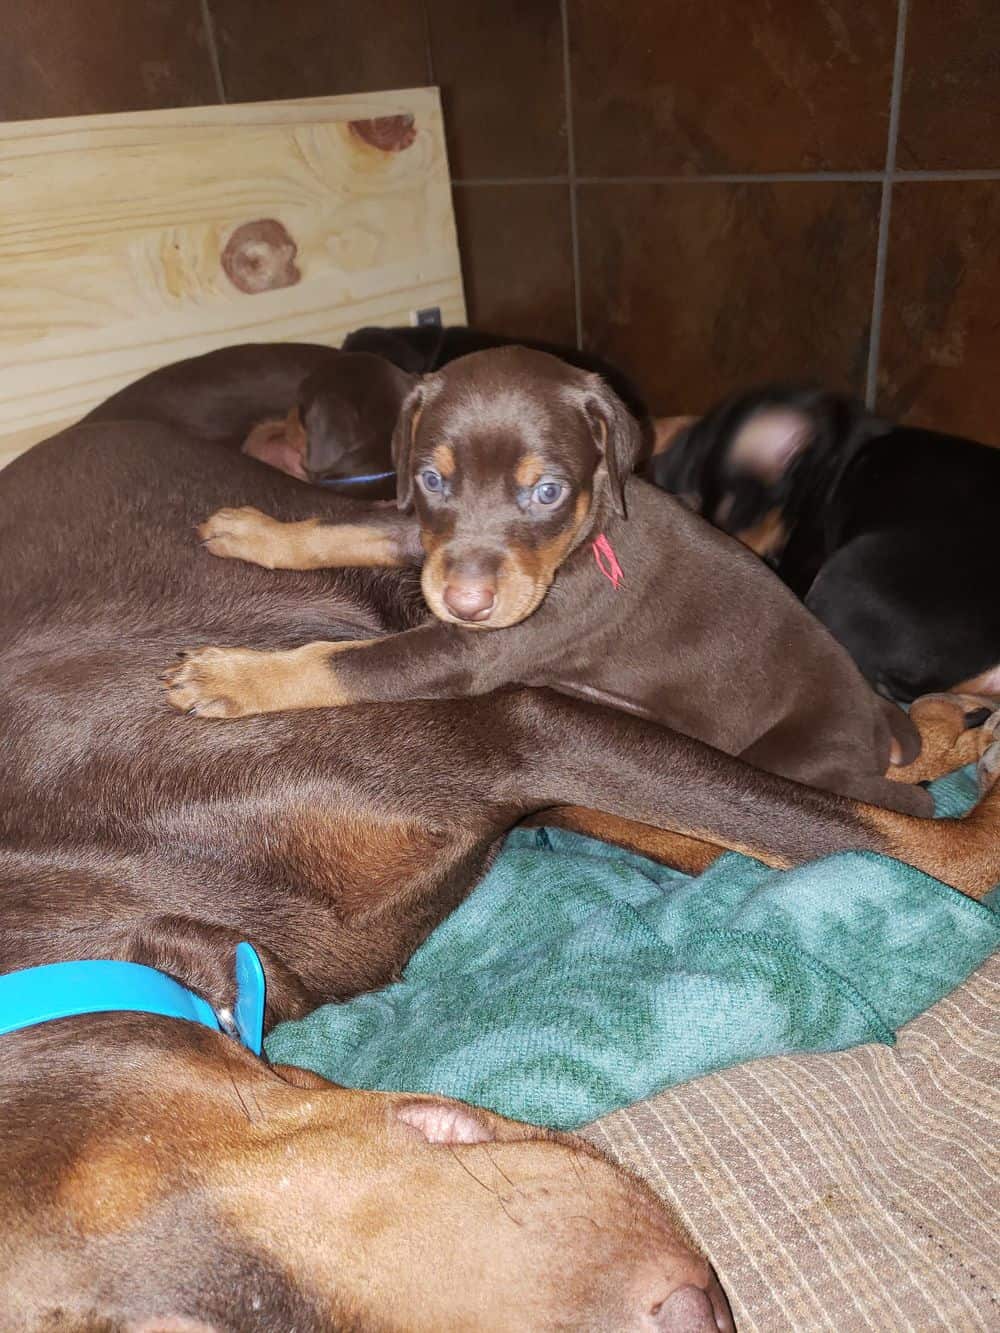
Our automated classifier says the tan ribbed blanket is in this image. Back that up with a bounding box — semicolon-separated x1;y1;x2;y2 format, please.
587;951;999;1331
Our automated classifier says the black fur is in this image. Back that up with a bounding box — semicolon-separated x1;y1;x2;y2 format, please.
648;386;1000;702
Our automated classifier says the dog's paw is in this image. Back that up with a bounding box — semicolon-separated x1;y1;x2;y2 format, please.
161;646;271;718
197;506;284;567
900;692;1000;782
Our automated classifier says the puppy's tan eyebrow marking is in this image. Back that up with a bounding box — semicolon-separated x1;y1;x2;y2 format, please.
431;443;456;477
515;453;546;488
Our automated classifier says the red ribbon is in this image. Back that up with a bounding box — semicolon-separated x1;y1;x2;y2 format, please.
592;533;624;590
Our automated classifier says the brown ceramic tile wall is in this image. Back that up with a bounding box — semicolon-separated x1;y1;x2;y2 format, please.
2;2;999;440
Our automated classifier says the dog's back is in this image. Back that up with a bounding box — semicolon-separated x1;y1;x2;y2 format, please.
83;342;337;445
0;423;457;1012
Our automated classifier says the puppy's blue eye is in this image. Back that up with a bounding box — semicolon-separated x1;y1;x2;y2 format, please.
421;469;443;493
533;480;565;506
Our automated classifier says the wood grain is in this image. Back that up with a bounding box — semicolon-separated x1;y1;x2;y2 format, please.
0;89;465;468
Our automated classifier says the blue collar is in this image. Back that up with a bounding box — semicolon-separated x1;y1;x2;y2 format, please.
317;469;396;487
0;941;266;1055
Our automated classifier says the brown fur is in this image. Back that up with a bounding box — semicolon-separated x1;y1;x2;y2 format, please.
2;420;755;1331
529;809;724;876
85;341;410;495
199;507;421;570
184;347;931;818
5;393;999;1327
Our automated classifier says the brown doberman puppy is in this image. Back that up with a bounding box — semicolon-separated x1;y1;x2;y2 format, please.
174;347;934;817
2;422;742;1332
86;341;409;493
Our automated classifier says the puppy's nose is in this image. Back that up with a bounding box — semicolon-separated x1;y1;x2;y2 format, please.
442;581;496;622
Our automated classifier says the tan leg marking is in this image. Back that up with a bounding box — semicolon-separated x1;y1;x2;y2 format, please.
886;693;998;783
198;507;405;570
732;507;788;559
162;640;376;718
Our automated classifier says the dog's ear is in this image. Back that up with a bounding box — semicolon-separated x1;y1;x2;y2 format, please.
583;378;644;519
241;408;310;482
728;407;814;483
390;382;426;511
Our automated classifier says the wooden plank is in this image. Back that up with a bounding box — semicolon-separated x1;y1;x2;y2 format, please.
0;89;465;468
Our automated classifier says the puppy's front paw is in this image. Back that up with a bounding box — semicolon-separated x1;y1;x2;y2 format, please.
197;506;285;567
162;646;272;718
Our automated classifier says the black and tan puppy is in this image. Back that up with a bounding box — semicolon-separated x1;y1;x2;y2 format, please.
169;348;935;815
647;386;1000;702
87;341;411;493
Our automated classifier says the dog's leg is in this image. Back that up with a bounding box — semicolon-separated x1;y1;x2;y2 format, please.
503;691;1000;898
197;505;422;570
162;623;500;718
160;651;1000;896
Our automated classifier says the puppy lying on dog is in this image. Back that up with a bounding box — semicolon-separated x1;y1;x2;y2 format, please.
168;347;937;815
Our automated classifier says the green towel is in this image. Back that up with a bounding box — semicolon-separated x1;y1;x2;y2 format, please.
266;766;1000;1130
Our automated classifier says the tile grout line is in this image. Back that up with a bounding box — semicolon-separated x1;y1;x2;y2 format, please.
576;172;886;184
895;168;1000;180
865;0;908;409
560;0;584;349
420;1;435;87
454;177;572;187
455;173;886;186
452;169;1000;187
199;0;226;105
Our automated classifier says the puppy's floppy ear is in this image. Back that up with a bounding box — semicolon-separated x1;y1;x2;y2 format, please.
390;381;426;512
241;408;309;481
583;377;644;519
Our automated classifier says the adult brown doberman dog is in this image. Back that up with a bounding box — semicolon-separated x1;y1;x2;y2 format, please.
2;422;745;1332
4;404;997;1328
173;348;958;816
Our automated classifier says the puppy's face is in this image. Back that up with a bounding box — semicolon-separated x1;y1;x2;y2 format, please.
653;387;878;563
393;348;641;629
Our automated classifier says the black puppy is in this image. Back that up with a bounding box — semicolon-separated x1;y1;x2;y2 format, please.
343;323;651;434
648;386;1000;702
